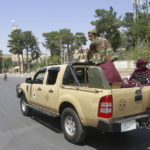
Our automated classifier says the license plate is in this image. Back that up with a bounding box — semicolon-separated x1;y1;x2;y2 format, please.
121;120;136;132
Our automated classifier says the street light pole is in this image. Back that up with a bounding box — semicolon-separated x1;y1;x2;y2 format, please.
60;38;62;64
46;48;48;66
0;55;4;73
2;57;4;73
146;0;149;26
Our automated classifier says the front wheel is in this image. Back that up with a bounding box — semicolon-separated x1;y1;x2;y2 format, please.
20;95;31;116
61;108;87;144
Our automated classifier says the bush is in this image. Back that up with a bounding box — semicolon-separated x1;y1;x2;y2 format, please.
126;43;150;62
30;55;62;72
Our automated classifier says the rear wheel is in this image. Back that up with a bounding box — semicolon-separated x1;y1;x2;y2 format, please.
61;107;87;144
20;95;31;116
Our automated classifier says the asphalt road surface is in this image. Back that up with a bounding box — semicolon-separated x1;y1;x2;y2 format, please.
0;78;150;150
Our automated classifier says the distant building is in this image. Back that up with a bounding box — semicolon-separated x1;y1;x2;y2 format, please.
3;53;50;62
2;54;12;59
2;53;50;72
73;49;87;62
11;24;18;31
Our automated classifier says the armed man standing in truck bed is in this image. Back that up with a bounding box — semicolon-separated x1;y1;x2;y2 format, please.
87;29;122;84
87;29;112;63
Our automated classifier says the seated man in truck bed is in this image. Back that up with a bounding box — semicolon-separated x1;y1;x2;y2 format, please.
122;58;150;88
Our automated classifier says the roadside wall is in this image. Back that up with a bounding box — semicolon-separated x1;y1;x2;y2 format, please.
114;60;135;78
0;60;136;78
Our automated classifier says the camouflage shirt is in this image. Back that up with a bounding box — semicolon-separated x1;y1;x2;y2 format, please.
89;37;113;63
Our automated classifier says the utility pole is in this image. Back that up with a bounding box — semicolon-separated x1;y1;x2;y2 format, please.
146;0;150;26
60;38;62;64
132;0;143;19
46;48;48;66
2;57;4;73
0;51;4;73
64;50;66;64
135;0;138;19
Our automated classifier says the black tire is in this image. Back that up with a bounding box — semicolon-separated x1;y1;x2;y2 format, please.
20;94;31;116
61;108;87;144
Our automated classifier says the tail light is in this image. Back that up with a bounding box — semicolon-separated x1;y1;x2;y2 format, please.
98;95;113;118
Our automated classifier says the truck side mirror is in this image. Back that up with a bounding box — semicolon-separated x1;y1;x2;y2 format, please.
25;77;32;84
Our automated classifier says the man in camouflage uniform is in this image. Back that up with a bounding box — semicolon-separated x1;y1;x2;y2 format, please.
87;29;113;63
87;29;122;84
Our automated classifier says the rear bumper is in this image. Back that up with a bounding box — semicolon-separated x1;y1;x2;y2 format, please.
97;114;150;132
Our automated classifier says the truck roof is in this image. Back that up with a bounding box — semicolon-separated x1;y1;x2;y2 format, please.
38;62;96;72
47;62;95;68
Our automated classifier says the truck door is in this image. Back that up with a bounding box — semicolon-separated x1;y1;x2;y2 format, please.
38;67;60;113
30;68;46;107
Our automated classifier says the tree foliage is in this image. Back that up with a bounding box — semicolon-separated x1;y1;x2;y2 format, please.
8;29;24;73
91;6;122;51
59;29;75;61
74;32;87;51
42;29;86;62
90;6;150;60
123;11;150;52
22;31;40;72
8;29;24;55
7;29;40;73
4;58;13;71
42;31;60;57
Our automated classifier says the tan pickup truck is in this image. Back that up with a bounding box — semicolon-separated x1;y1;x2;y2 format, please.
16;62;150;144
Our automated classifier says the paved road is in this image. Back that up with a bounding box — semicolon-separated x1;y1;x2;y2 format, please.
0;78;150;150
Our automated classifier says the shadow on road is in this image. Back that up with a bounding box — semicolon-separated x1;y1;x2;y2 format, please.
81;128;150;150
30;111;150;150
31;111;62;133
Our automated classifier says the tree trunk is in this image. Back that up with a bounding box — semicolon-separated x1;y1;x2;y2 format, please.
21;54;25;73
146;0;149;26
57;56;60;63
67;44;71;62
81;45;83;53
17;54;21;74
51;55;53;63
26;48;29;73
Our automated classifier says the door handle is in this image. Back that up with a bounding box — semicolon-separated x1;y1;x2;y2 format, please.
49;89;53;93
37;87;42;91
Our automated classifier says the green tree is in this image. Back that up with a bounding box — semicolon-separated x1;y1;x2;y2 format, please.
22;31;40;72
59;28;75;62
123;12;150;50
127;43;150;61
42;31;60;62
43;29;75;63
4;58;13;71
123;12;134;29
122;12;136;50
7;29;24;73
91;6;122;51
31;44;41;60
74;32;87;52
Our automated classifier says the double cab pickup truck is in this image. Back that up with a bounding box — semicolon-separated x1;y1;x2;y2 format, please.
16;62;150;144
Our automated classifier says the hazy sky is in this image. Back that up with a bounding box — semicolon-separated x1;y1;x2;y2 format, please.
0;0;133;54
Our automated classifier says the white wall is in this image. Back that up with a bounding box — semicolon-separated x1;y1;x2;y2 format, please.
114;60;136;69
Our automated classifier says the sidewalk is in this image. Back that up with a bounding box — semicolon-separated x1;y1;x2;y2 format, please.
0;72;35;78
0;68;133;79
